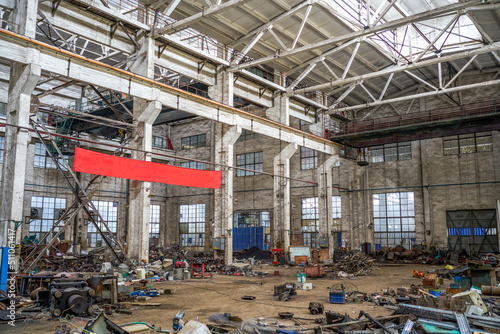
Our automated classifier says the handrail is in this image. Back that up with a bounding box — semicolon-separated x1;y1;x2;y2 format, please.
333;99;500;136
0;27;340;150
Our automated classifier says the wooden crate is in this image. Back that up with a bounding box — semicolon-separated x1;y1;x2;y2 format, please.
423;273;437;288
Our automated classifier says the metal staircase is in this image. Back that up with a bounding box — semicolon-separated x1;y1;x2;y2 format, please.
24;114;129;272
50;115;74;155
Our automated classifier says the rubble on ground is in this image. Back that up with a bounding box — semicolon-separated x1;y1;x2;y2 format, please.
335;251;377;276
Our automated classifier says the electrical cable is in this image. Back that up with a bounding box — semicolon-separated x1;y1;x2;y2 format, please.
59;315;95;333
0;121;324;187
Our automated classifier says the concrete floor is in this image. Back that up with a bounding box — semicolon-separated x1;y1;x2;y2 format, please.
2;264;441;333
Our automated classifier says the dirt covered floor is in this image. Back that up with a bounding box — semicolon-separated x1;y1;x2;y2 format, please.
2;263;440;333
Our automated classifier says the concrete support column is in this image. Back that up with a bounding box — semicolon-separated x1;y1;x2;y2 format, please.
208;67;233;106
127;100;162;262
214;124;241;264
0;59;40;252
266;93;289;125
0;0;39;258
317;155;339;259
125;32;159;262
273;143;298;250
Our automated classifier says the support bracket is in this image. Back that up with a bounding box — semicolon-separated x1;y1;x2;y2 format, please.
198;60;207;74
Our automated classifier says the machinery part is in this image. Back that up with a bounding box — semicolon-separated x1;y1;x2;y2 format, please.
241;296;256;300
88;305;99;314
172;310;185;332
359;311;393;334
67;294;90;314
401;320;415;334
49;279;88;291
309;302;325;315
88;288;95;297
30;208;39;219
53;309;62;317
279;312;294;319
50;287;94;316
279;291;292;302
455;313;472;334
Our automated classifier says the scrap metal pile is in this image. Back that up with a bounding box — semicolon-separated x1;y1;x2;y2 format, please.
335;251;377;276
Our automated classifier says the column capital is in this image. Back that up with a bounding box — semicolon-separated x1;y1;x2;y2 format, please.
274;142;298;164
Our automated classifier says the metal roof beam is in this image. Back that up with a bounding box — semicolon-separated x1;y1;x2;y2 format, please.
231;0;484;71
414;14;461;63
292;40;500;95
291;4;313;49
155;0;251;36
328;78;500;113
230;0;314;48
163;0;181;16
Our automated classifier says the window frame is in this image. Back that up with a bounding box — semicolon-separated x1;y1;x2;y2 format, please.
301;197;319;248
34;142;69;170
300;147;318;170
443;132;493;156
29;196;67;241
238;129;262;141
152;136;165;148
370;142;411;163
87;201;118;248
233;211;271;228
181;134;206;150
236;151;263;176
179;204;206;247
180;161;207;170
150;204;160;244
373;192;416;248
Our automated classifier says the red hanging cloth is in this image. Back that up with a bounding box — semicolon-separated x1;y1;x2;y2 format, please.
73;147;221;189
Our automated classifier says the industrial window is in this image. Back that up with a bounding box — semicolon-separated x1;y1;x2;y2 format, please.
152;136;165;148
371;142;411;163
332;195;344;247
0;136;4;163
181;134;206;149
373;192;416;249
180;161;206;170
236;151;263;176
150;204;160;245
29;196;67;242
300;147;318;170
332;196;341;219
302;197;318;248
443;132;492;155
234;211;271;227
34;142;69;170
179;204;205;247
87;201;118;248
238;129;261;141
0;102;6;116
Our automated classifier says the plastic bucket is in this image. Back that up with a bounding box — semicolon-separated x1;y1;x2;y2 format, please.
297;273;306;283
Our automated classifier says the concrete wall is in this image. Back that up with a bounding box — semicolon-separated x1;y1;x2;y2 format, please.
161;117;500;252
3;116;497;252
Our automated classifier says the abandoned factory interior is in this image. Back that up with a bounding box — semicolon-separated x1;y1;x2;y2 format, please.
2;0;500;333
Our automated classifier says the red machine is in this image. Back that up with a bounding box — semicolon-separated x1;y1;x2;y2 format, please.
192;263;212;278
272;249;284;265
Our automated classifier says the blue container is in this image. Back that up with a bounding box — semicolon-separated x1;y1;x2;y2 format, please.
450;283;461;289
454;276;461;284
429;290;441;297
329;291;346;304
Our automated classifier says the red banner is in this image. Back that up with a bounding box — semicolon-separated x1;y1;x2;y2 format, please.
73;147;221;189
